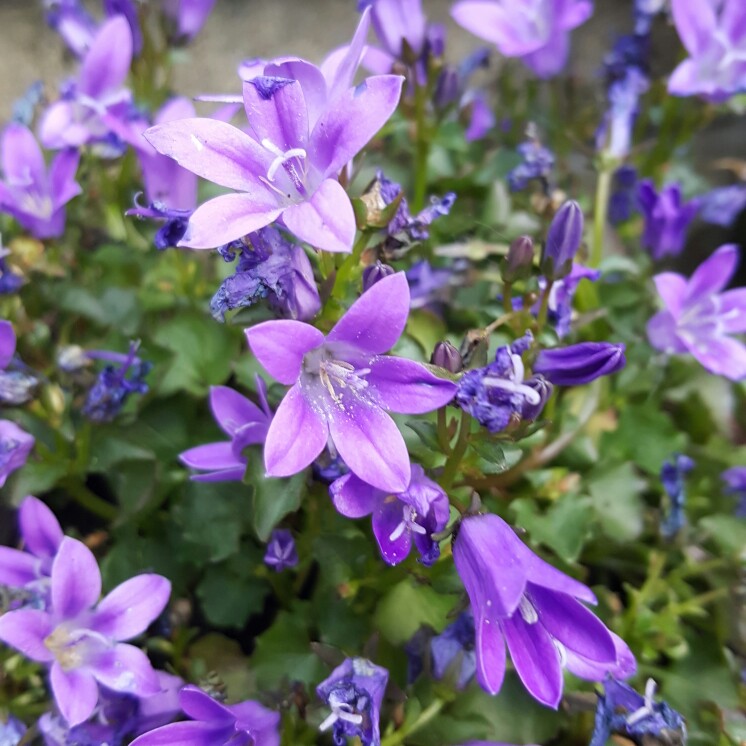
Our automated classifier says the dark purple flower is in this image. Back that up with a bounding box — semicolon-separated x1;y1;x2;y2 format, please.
180;379;272;482
317;658;388;746
660;453;694;538
647;244;746;380
246;272;456;493
590;678;686;746
130;684;280;746
0;420;35;488
264;529;298;572
451;0;593;79
163;0;218;42
362;261;396;292
535;263;601;338
698;184;746;227
0;537;170;726
541;200;584;280
210;227;321;322
668;0;746;101
722;466;746;517
608;166;638;225
330;464;449;566
638;180;699;260
453;513;636;706
502;236;535;283
507;140;554;192
603;34;649;87
431;341;462;373
597;67;649;159
0;123;81;239
533;343;626;386
430;611;476;689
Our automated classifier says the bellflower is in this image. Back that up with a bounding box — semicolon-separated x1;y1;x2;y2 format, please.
668;0;746;101
0;717;25;746
635;0;667;34
264;529;298;572
507;139;554;193
130;684;280;746
451;0;593;79
647;244;746;380
0;537;170;726
541;200;584;280
210;227;321;322
533;343;626;386
163;0;218;42
330;464;449;566
245;272;456;493
39;16;134;151
536;263;601;338
660;453;694;538
638;180;699;260
722;466;746;517
590;678;686;746
0;320;38;406
597;67;649;159
0;123;81;240
366;0;428;66
699;184;746;227
362;261;396;291
406;261;453;309
180;379;272;482
430;611;477;689
317;658;388;746
431;340;463;373
0;420;35;488
453;513;636;707
144;63;404;252
609;166;638;224
44;0;98;57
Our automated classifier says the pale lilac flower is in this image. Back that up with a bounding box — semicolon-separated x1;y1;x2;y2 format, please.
0;320;37;406
0;420;35;488
533;343;626;386
597;68;649;159
507;139;554;193
264;529;298;572
180;379;272;482
163;0;218;42
453;513;635;706
246;272;456;493
668;0;746;101
638;180;699;260
451;0;594;79
44;0;98;57
330;464;449;566
130;684;280;746
0;537;170;726
0;716;25;746
39;16;134;151
699;184;746;227
406;260;452;309
0;123;81;239
430;611;476;689
317;658;388;746
647;244;746;380
144;50;404;252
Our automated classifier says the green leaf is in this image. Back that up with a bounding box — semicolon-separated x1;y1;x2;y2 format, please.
587;462;646;542
196;567;269;628
699;515;746;557
407;421;441;451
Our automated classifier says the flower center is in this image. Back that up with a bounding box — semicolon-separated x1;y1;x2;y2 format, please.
319;685;368;733
261;138;308;197
388;504;428;542
44;624;108;671
303;347;371;404
482;353;541;406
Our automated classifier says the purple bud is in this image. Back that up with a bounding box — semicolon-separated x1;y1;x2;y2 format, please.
502;235;535;282
533;342;626;386
542;201;584;280
521;374;553;420
264;529;298;572
431;341;463;373
362;261;396;292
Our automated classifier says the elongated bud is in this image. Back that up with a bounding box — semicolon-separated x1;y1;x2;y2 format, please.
533;342;626;386
362;261;396;292
431;341;462;373
502;235;534;283
541;200;584;280
521;375;553;420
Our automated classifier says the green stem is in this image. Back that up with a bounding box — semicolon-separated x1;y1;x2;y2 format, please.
536;280;554;331
412;82;429;213
62;478;117;522
436;407;451;455
333;232;369;298
440;411;471;490
590;161;613;269
502;283;513;314
382;699;445;746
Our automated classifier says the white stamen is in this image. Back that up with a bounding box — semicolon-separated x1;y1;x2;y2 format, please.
318;712;339;732
518;596;538;624
510;353;525;382
483;377;541;406
626;678;658;725
261;138;307;182
389;521;406;542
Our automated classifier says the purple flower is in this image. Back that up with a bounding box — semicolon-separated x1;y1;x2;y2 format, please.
541;200;584;280
660;453;694;538
590;678;686;746
144;59;404;252
431;340;463;373
44;0;98;57
537;263;601;338
0;716;25;746
406;260;453;309
103;0;142;55
317;658;388;746
130;684;280;746
0;320;39;407
451;0;593;79
597;67;649;159
330;464;449;566
246;272;456;493
647;244;746;380
0;420;35;488
609;166;638;225
453;513;636;706
430;611;476;689
722;466;746;516
39;16;134;151
263;529;298;572
698;184;746;227
533;343;626;386
0;123;81;239
163;0;218;42
180;379;272;482
668;0;746;101
638;180;699;260
507;139;554;192
210;227;321;322
362;261;396;292
368;0;428;63
0;537;170;726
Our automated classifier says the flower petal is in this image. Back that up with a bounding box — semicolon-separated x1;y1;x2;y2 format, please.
451;0;543;55
49;149;82;209
474;615;506;695
264;57;328;129
372;495;412;565
282;178;356;253
19;495;63;561
51;537;102;619
130;721;233;746
0;547;40;587
179;193;283;249
210;385;267;436
91;574;171;640
263;383;327;477
329;473;379;518
0;320;16;370
79;15;133;98
686;334;746;381
179;684;234;721
38;101;91;150
242;78;309;151
646;310;687;354
371;0;426;58
671;0;717;56
565;631;637;682
719;288;746;333
326;7;372;100
0;609;55;662
90;643;160;697
50;663;99;726
1;123;45;187
180;442;242;472
652;272;688;318
367;356;456;414
327;271;410;354
246;319;324;385
685;244;739;302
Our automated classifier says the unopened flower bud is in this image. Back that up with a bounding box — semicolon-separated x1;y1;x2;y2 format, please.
541;200;584;280
362;261;396;292
501;235;534;283
533;342;626;386
431;341;462;373
521;375;553;420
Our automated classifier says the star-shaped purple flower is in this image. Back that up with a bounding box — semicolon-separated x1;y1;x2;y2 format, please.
647;244;746;380
246;272;456;493
263;529;298;572
638;180;699;260
0;537;170;726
